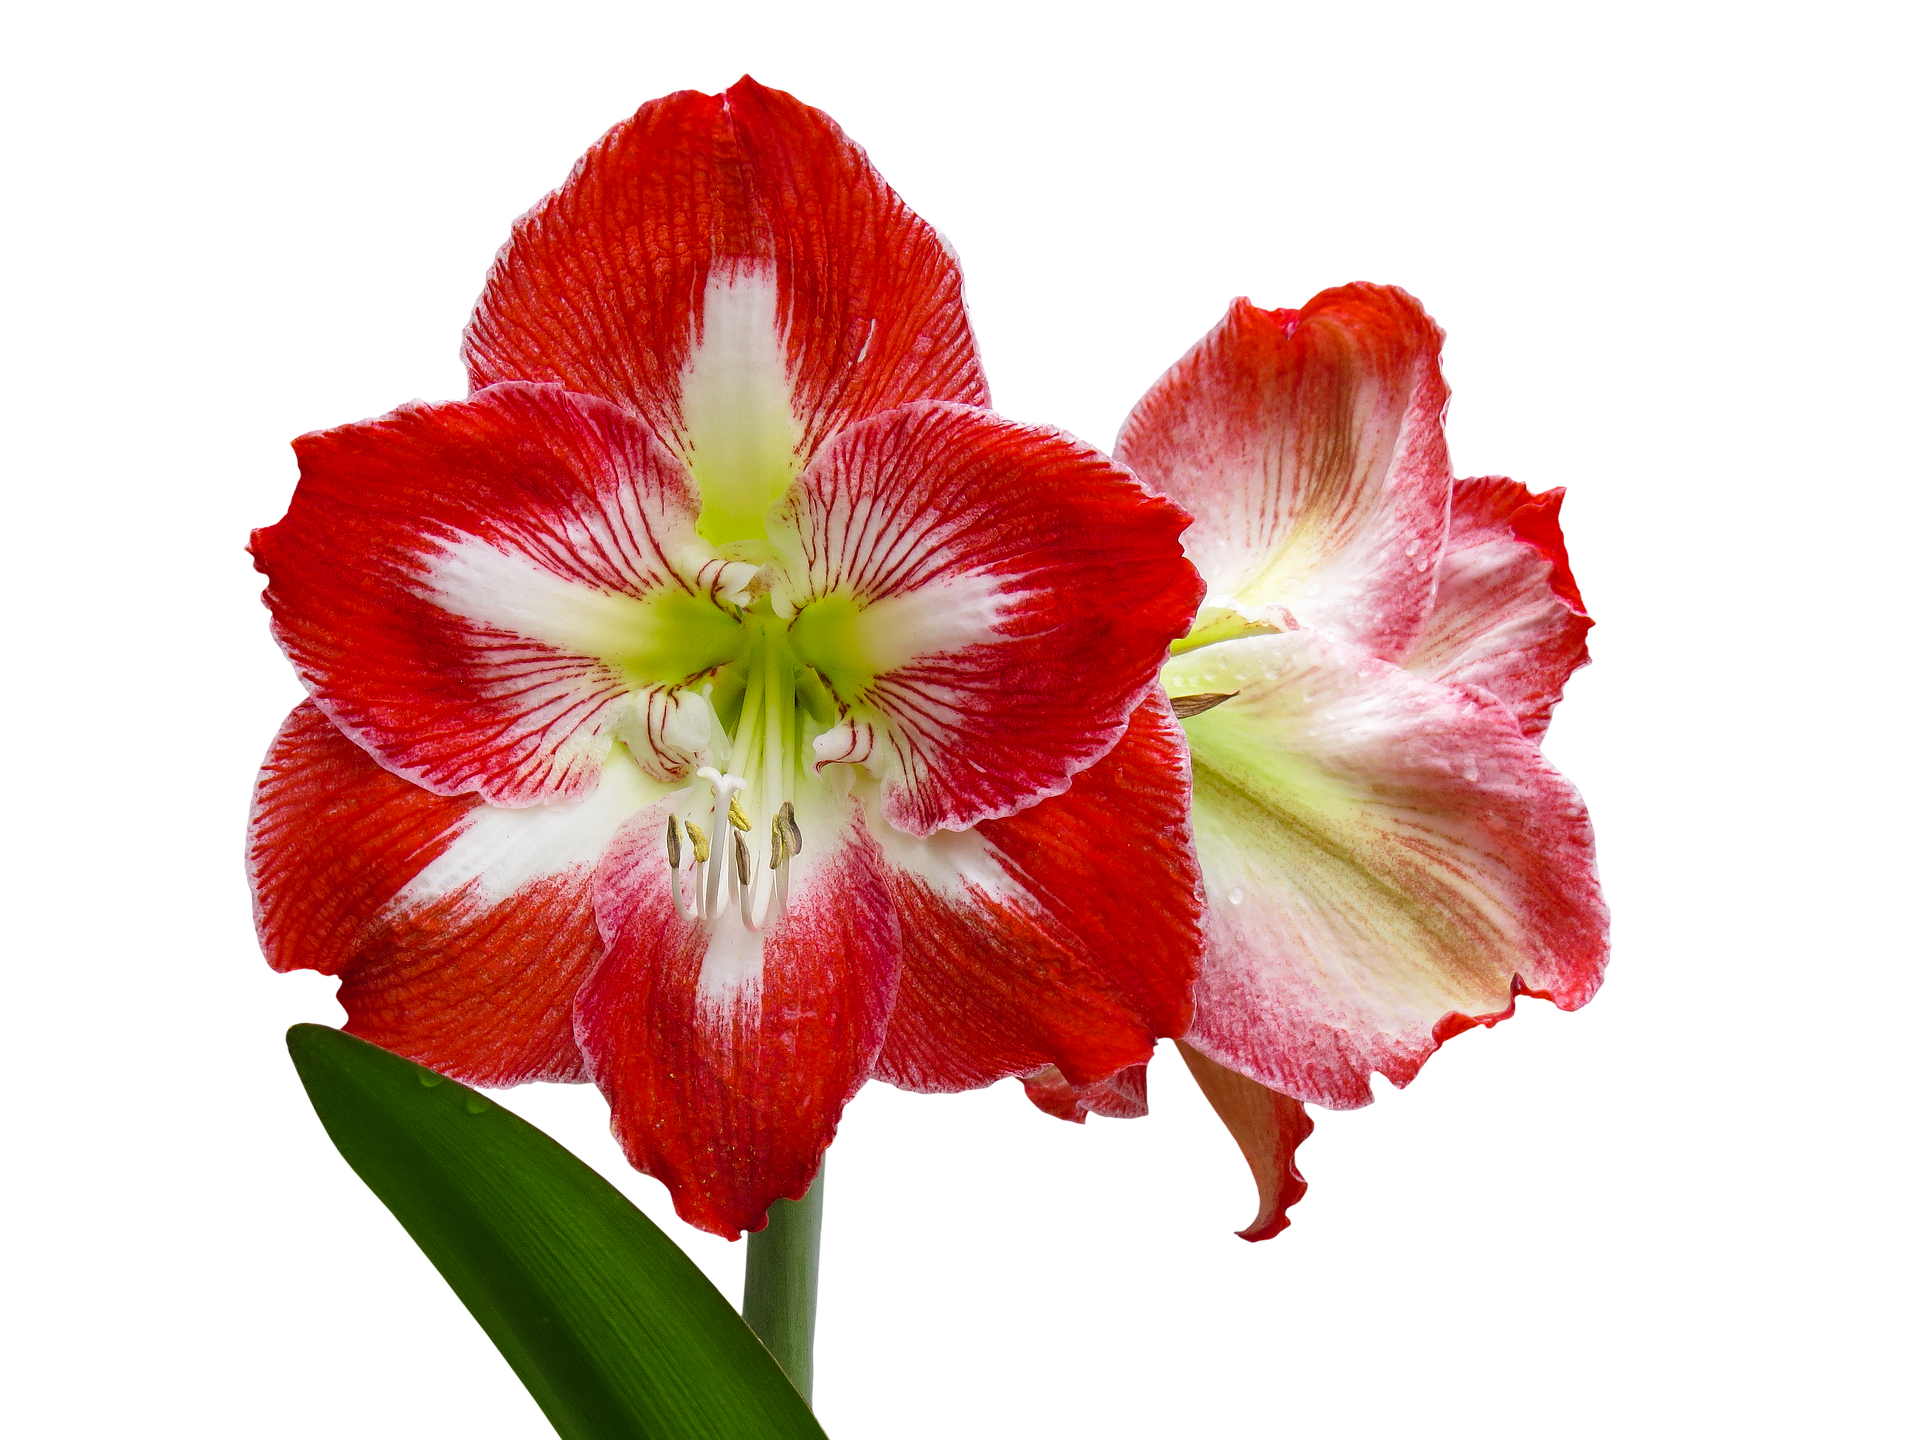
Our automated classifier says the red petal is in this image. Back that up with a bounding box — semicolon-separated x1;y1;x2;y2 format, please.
463;77;987;461
1021;1063;1149;1123
578;794;898;1238
1117;285;1451;661
782;404;1204;835
1176;1042;1313;1241
1403;477;1594;738
248;702;619;1085
873;696;1203;1093
252;383;717;807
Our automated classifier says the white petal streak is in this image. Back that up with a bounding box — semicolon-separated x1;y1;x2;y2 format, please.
428;538;661;658
1169;628;1607;1108
678;267;803;529
400;747;655;906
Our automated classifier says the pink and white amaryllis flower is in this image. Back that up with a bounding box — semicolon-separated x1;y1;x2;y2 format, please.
1027;284;1607;1239
248;79;1206;1238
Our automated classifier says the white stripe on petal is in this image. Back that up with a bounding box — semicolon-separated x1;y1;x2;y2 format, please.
400;747;656;906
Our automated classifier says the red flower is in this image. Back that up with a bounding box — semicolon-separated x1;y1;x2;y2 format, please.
249;79;1206;1238
1026;285;1607;1239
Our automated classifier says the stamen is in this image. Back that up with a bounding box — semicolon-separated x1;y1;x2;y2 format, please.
683;821;710;864
728;793;753;832
664;815;682;868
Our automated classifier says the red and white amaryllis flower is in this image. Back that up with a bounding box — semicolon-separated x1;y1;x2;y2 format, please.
1028;284;1607;1238
248;79;1205;1238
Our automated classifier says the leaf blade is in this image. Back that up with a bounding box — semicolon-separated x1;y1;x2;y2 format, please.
287;1024;828;1440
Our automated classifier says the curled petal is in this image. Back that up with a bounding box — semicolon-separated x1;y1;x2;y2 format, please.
1165;628;1608;1109
1402;477;1593;738
248;703;644;1085
777;402;1204;835
464;76;986;472
873;695;1203;1093
1119;285;1451;661
1021;1063;1149;1123
252;383;739;806
1176;1042;1313;1241
579;789;898;1238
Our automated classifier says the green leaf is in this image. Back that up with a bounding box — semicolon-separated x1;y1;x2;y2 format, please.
287;1024;829;1440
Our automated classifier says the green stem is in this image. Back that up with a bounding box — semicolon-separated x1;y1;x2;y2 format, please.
741;1164;824;1403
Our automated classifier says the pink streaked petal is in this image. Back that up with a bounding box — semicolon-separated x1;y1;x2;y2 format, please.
777;403;1204;836
872;696;1203;1093
463;76;987;464
1403;477;1594;738
1118;285;1452;661
579;790;898;1238
1021;1063;1149;1123
252;383;737;807
248;702;642;1086
1177;1042;1314;1241
1165;628;1608;1109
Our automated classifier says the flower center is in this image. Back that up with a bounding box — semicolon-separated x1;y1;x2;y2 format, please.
658;601;842;930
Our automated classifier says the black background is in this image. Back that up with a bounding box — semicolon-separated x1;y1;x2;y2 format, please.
157;45;1704;1440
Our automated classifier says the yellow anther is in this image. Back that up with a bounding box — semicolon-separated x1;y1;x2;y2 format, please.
769;825;788;870
684;821;710;864
776;800;803;858
728;794;752;832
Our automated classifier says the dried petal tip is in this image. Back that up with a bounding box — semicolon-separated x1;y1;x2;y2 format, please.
1170;691;1239;719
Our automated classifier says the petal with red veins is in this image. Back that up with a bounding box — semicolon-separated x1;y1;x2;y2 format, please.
579;788;898;1238
1164;628;1608;1109
1118;285;1452;661
1402;477;1594;738
248;702;649;1086
1021;1063;1149;1123
1176;1042;1314;1241
252;383;744;807
776;403;1204;836
463;77;987;491
873;696;1203;1094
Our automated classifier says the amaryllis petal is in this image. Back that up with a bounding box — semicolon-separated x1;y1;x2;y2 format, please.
252;383;736;807
1020;1063;1149;1123
1402;477;1594;738
464;76;986;494
1117;285;1451;661
1176;1042;1313;1241
873;695;1203;1092
578;790;898;1238
775;403;1204;836
1163;627;1607;1109
248;703;643;1085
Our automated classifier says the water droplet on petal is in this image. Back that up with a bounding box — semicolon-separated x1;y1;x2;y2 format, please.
418;1071;446;1089
463;1093;492;1115
1305;582;1323;597
1405;541;1422;558
1227;887;1245;905
1461;759;1479;782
